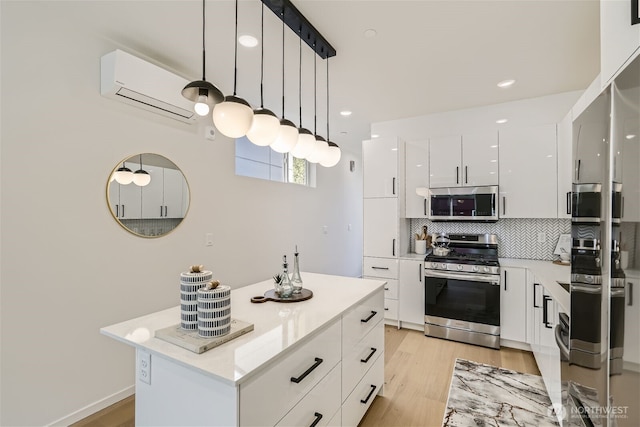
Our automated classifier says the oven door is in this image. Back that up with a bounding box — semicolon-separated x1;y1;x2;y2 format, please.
424;269;500;328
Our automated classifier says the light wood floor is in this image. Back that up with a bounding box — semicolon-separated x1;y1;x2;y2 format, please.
73;326;539;427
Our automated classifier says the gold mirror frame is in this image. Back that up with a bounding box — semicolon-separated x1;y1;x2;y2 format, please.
106;153;190;238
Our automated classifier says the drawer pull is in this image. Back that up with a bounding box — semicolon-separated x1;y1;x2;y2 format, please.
371;266;389;270
290;357;323;384
384;287;389;291
309;412;323;427
361;311;377;323
360;347;377;363
360;384;377;404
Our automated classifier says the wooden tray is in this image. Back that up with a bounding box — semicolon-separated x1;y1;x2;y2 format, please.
251;288;313;303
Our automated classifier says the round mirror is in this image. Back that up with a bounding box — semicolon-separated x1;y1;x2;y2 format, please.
106;153;190;238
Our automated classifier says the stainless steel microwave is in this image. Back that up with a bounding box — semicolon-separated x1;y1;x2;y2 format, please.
429;186;499;222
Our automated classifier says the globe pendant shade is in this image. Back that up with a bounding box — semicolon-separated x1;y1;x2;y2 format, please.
182;81;224;115
114;166;134;185
270;119;299;153
320;142;341;167
212;95;254;138
246;109;280;146
306;136;329;164
290;128;315;159
133;169;151;186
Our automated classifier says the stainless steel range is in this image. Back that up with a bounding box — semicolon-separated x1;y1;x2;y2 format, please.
424;233;501;349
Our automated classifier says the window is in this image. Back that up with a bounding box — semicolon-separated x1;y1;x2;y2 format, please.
235;137;315;187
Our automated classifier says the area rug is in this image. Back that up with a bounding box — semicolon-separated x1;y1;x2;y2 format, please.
442;359;559;426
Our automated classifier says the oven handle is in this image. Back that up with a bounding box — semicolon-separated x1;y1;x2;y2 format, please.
424;269;500;285
570;283;602;294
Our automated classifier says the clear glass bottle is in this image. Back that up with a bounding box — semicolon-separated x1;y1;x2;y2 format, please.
291;246;303;294
277;255;294;298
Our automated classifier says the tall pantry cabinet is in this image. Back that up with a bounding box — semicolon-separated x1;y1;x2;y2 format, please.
363;138;403;325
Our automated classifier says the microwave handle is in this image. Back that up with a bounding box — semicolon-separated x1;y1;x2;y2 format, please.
566;192;571;215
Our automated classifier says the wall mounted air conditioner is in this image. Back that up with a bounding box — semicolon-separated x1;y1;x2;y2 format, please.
100;49;196;123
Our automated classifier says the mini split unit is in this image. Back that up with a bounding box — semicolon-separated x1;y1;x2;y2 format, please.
100;49;196;123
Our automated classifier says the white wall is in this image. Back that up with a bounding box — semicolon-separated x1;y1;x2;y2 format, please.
0;2;362;425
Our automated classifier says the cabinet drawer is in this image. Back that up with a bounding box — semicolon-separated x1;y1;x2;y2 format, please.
276;363;341;427
384;298;398;320
342;353;384;427
342;289;384;349
240;319;342;427
383;279;398;300
342;320;384;400
363;257;398;279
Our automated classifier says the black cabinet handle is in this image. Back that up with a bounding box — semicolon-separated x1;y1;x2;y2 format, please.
361;311;377;323
392;177;396;195
577;159;581;181
121;205;125;217
566;192;571;214
384;287;389;291
309;413;323;427
360;384;377;404
424;198;427;216
360;347;377;363
533;283;540;308
115;204;119;217
165;206;168;217
160;206;163;217
629;282;634;307
465;166;468;184
543;295;552;329
502;197;506;215
371;266;389;270
290;358;323;383
622;197;625;218
456;166;459;184
419;263;422;281
392;239;396;256
504;270;507;291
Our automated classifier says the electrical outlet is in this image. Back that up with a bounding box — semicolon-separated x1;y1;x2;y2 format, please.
537;232;546;243
138;350;151;385
205;233;213;246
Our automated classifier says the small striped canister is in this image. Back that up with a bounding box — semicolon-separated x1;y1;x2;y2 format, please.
179;269;213;330
197;285;231;338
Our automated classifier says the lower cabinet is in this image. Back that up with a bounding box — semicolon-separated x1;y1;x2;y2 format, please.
500;267;527;343
363;257;399;324
399;259;425;327
341;355;384;427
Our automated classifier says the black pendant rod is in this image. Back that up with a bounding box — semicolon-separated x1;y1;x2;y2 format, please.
233;0;239;95
281;7;286;118
326;57;330;139
313;45;317;135
259;2;265;107
201;0;206;80
298;27;302;126
261;0;336;59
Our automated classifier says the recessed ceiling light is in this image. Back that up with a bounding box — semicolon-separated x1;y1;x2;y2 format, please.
340;110;352;117
497;79;516;88
371;134;379;138
626;134;637;139
239;35;258;48
364;29;377;38
496;118;508;124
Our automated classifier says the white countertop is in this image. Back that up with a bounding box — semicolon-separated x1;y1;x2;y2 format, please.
101;273;386;386
499;258;571;312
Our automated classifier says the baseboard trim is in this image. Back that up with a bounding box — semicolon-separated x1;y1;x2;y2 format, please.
46;385;134;426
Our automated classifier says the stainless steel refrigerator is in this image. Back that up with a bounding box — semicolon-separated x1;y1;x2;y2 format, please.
556;54;640;426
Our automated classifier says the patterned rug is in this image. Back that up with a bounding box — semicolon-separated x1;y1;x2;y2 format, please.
442;359;559;426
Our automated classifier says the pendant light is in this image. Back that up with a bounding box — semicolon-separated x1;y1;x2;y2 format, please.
212;0;254;138
246;2;280;146
114;162;134;185
132;154;151;187
320;57;341;168
270;7;299;154
306;47;329;164
181;0;224;116
290;28;315;160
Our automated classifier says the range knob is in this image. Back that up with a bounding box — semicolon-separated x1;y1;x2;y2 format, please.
483;266;490;273
441;263;447;269
457;265;464;271
472;266;479;272
586;275;593;283
431;262;438;268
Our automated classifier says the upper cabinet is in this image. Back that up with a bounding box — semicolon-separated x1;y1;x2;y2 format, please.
573;90;610;184
557;111;573;218
499;124;558;218
363;137;399;198
404;140;429;218
429;131;498;188
601;0;640;87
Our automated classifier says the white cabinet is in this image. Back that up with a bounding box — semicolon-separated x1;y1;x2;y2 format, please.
363;137;399;198
624;276;640;366
141;165;164;219
404;140;429;218
600;0;640;87
429;131;499;188
499;124;558;218
500;267;527;343
142;167;187;219
363;198;398;258
399;259;425;326
620;92;640;223
557;112;573;219
163;167;186;218
108;181;142;219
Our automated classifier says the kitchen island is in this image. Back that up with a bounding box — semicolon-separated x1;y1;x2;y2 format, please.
101;273;386;427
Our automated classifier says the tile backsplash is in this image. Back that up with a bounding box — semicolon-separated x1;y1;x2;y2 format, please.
410;218;571;260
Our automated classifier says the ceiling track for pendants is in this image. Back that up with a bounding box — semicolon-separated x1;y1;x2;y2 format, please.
261;0;336;59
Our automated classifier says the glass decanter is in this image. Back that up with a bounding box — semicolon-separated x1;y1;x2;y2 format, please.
276;255;294;298
291;246;303;294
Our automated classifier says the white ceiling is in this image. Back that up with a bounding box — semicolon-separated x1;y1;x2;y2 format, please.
45;0;601;153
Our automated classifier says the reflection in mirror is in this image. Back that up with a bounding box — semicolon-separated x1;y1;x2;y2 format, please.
106;153;190;237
